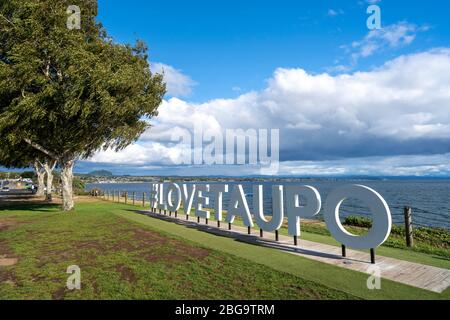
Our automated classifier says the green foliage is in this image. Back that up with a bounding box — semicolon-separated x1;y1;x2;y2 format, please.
72;177;86;195
0;0;165;162
20;171;35;179
0;171;21;179
343;215;373;228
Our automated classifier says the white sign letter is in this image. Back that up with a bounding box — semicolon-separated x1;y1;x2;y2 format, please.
210;184;228;221
195;184;210;219
286;185;321;236
253;185;284;232
324;185;391;249
226;185;254;227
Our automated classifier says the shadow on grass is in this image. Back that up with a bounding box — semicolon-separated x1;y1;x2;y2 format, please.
124;208;370;265
0;201;61;213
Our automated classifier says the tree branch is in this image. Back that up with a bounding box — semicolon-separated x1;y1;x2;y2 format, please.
24;139;58;160
36;159;44;168
51;160;57;171
34;160;45;173
0;13;15;27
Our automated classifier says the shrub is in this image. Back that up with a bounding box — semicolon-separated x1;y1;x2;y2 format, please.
90;188;103;196
343;216;373;228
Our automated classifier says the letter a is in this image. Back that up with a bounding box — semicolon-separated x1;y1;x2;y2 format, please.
367;5;381;30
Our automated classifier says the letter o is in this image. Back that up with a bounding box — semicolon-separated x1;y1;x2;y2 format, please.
324;185;391;249
166;183;181;212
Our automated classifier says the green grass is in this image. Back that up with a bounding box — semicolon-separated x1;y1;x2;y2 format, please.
1;199;449;300
0;199;354;300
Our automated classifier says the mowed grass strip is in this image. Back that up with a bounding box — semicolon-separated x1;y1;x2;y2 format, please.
0;200;355;300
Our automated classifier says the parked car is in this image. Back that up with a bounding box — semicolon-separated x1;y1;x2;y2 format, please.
2;186;10;192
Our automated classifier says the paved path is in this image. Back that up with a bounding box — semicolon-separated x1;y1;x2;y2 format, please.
139;209;450;293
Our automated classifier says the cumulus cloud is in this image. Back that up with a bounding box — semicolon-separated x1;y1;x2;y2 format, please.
87;49;450;176
89;142;188;166
151;62;196;97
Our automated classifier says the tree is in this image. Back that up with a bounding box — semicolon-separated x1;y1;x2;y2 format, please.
33;160;46;197
0;0;166;210
42;159;57;201
0;140;53;197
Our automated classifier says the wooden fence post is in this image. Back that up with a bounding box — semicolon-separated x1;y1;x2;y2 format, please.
132;192;135;205
125;192;128;204
404;206;414;247
142;192;145;207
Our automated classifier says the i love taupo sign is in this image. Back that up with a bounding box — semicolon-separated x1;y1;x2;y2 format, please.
149;183;392;263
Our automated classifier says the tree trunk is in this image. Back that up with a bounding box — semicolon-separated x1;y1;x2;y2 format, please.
43;161;56;202
34;161;45;197
45;172;53;201
60;159;75;211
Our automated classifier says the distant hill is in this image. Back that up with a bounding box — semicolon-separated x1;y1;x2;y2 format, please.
88;170;113;177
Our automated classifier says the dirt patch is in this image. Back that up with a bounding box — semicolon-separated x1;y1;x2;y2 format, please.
116;264;137;283
0;227;18;267
0;218;22;231
52;287;67;300
0;269;17;286
129;228;210;263
36;240;107;267
0;256;18;266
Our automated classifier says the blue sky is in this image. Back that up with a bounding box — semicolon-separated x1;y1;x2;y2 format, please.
79;0;450;177
4;0;450;177
98;0;450;101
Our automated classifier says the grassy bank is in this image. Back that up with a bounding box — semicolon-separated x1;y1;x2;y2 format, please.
1;198;448;299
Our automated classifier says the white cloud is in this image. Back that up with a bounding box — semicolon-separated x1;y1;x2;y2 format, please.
151;62;196;97
277;153;450;177
327;9;344;17
88;49;450;176
337;21;430;68
89;142;188;166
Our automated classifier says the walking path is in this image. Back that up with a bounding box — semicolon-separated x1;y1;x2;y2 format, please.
139;209;450;293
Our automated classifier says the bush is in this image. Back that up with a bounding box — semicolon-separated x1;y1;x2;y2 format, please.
343;216;373;228
90;188;103;196
73;178;86;195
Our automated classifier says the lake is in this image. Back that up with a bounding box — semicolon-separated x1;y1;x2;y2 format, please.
86;180;450;229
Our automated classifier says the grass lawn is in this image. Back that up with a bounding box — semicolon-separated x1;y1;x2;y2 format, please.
0;198;449;300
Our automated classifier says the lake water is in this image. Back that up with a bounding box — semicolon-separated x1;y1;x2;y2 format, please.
86;180;450;230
